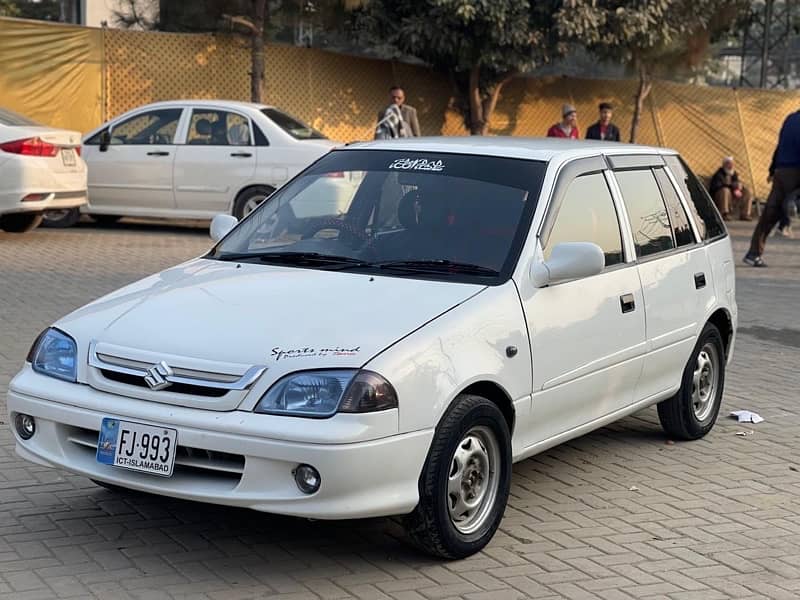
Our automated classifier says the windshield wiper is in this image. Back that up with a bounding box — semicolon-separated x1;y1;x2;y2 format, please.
373;259;499;276
213;251;369;269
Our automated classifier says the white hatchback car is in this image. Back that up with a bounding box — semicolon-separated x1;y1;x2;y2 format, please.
8;138;736;558
0;108;87;233
44;100;345;228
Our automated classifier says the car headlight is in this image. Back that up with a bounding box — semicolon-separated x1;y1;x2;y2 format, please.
27;328;77;383
255;369;398;418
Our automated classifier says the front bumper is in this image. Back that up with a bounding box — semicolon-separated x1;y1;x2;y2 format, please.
7;375;432;519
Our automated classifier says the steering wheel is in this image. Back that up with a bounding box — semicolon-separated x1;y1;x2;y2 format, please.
301;218;370;245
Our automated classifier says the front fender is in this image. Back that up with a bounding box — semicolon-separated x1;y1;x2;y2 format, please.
364;281;532;436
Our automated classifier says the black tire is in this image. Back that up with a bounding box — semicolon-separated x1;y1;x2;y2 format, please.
90;214;121;225
0;212;43;233
233;186;275;220
657;323;726;441
42;208;80;228
403;394;511;559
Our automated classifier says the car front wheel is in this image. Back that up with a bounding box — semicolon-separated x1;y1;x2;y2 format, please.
0;212;43;233
403;394;511;559
657;322;725;440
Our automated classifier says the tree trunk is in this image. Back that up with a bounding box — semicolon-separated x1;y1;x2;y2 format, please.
250;0;267;103
630;62;652;144
479;75;513;136
467;66;484;135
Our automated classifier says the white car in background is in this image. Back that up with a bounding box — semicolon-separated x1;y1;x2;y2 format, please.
44;100;351;228
0;108;87;233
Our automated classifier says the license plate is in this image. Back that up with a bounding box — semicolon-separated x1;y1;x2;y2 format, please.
96;418;177;477
61;149;76;167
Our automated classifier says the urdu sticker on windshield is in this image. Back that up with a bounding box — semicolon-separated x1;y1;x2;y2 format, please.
389;158;445;172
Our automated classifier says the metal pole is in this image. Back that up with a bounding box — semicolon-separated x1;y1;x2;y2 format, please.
760;0;774;87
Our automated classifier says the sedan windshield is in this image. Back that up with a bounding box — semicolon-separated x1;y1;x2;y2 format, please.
210;150;545;283
0;108;40;127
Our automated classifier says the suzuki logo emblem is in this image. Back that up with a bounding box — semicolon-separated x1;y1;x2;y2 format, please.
144;361;173;390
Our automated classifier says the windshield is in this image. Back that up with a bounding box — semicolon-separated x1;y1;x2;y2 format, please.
210;150;546;283
262;108;327;140
0;108;40;126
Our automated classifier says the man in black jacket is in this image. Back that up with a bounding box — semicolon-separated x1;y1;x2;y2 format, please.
709;157;752;221
586;102;621;142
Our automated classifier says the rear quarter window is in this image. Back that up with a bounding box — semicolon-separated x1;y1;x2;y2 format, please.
664;155;726;241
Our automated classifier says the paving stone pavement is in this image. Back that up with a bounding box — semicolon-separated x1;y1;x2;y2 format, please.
0;218;799;600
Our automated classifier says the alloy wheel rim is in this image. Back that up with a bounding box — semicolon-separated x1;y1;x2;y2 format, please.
447;425;501;535
242;196;267;217
692;342;719;422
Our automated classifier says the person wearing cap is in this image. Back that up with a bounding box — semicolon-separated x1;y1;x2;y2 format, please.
586;102;621;142
547;104;579;139
709;156;752;221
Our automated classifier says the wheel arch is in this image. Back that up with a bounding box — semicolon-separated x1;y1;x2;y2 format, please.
457;380;516;436
706;308;733;359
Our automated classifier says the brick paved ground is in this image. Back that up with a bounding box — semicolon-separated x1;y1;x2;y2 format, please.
1;218;799;600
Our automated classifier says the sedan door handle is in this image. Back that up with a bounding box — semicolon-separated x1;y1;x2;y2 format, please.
620;293;636;313
230;152;253;158
694;272;706;289
146;151;170;156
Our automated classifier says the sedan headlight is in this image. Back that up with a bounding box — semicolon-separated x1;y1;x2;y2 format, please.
27;328;77;382
255;369;398;418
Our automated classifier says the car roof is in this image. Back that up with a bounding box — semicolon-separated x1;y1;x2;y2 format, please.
345;137;678;163
133;100;274;112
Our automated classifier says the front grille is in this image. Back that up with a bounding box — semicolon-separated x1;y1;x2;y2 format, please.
66;425;245;482
100;369;229;398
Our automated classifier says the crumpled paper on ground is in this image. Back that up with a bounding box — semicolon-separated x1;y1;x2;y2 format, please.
730;410;764;424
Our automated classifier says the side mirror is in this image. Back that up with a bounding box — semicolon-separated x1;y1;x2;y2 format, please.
530;242;605;288
99;129;111;152
210;214;238;242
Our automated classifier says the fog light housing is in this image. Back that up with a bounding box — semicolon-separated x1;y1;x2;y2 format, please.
15;414;36;440
293;464;321;494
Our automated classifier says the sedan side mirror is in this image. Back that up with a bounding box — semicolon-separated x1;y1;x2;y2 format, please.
210;214;238;242
530;242;605;288
99;129;111;152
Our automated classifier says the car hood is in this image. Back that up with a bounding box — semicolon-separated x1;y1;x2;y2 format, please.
58;258;485;374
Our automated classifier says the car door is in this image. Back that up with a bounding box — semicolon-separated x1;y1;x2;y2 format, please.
518;158;647;449
610;157;714;401
84;108;184;212
172;108;257;215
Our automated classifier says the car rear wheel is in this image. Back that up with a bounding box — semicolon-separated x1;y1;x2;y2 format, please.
403;394;511;559
0;212;43;233
233;186;275;220
657;322;725;440
42;208;80;228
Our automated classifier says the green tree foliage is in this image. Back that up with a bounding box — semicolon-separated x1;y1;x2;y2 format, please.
354;0;562;135
0;0;60;20
557;0;748;142
0;0;20;17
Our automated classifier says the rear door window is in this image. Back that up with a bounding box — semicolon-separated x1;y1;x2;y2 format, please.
614;169;675;258
664;155;726;240
653;167;696;247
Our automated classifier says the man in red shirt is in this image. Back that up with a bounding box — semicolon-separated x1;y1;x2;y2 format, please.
547;104;579;139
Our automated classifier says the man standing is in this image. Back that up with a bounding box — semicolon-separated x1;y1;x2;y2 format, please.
376;86;421;138
546;104;579;139
743;110;800;267
586;102;621;141
709;157;752;221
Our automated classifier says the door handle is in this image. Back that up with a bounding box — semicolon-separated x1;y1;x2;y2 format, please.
694;272;706;289
230;152;253;158
620;293;636;313
147;151;170;156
